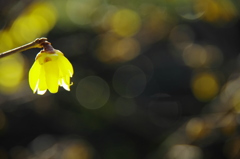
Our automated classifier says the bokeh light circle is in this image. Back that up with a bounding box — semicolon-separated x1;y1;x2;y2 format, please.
95;33;140;63
66;0;100;26
112;65;146;98
167;144;203;159
111;8;141;37
76;76;110;109
183;44;207;68
169;24;194;51
0;54;25;94
191;72;220;102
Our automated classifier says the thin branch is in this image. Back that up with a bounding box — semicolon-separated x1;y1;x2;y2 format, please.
0;37;48;58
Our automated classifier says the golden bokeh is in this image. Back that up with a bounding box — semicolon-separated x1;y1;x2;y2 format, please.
0;54;25;94
110;8;141;37
194;0;237;23
9;1;57;45
182;44;223;68
0;31;14;53
66;0;101;26
96;33;140;63
183;44;208;68
186;118;210;140
62;142;93;159
220;114;236;136
90;4;118;32
139;4;175;44
167;144;202;159
191;72;219;101
230;89;240;113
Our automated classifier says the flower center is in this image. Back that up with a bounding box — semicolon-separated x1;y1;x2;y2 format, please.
44;57;52;63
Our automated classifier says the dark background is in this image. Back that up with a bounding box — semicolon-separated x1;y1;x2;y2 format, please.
0;0;240;158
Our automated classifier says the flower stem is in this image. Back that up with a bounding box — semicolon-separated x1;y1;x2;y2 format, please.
0;37;48;58
42;41;55;53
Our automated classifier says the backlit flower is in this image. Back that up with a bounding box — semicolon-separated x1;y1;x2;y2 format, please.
29;49;73;95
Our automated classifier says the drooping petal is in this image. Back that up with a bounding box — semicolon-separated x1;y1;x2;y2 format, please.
57;53;74;77
37;66;47;95
29;49;74;95
37;89;47;95
44;60;59;93
60;76;70;91
29;60;42;93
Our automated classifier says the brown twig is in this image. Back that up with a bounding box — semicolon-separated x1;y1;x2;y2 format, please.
0;37;48;58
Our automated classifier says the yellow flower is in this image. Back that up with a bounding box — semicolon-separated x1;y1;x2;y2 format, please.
29;50;73;95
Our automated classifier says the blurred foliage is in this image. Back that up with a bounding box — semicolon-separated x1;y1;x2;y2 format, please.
0;0;240;159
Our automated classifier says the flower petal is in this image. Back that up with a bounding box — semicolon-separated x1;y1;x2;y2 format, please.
37;89;47;95
37;66;47;95
44;60;59;93
29;60;42;93
58;53;74;77
60;76;70;91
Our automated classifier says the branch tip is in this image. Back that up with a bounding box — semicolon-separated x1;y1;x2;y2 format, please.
0;37;50;58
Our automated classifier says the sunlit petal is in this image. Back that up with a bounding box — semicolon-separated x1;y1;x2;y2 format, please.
44;60;59;93
37;89;47;95
29;49;73;95
37;66;47;95
29;60;42;93
61;76;70;91
57;51;74;77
